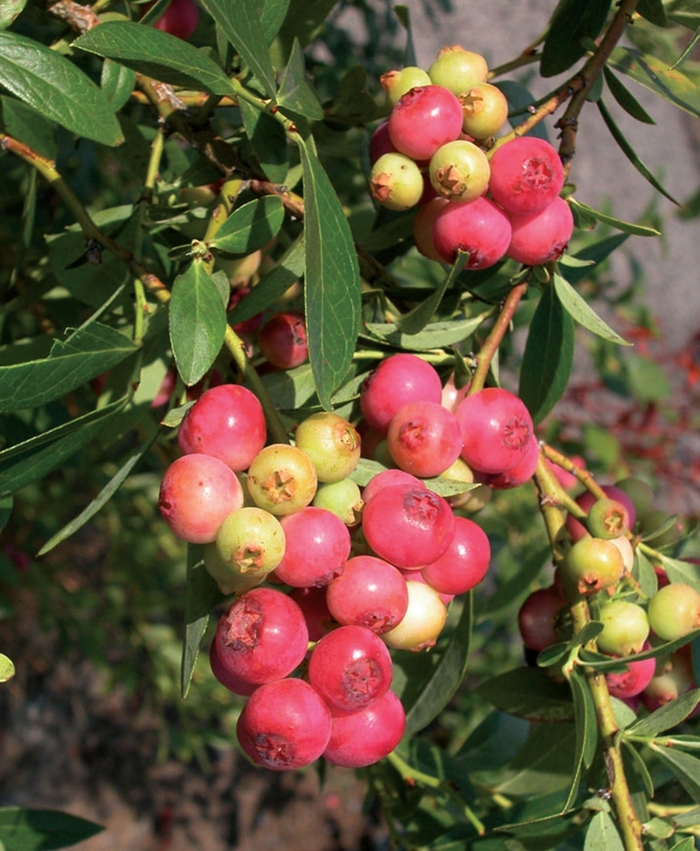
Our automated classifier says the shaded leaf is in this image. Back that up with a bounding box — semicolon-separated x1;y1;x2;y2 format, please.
0;31;122;146
651;745;700;801
298;138;361;410
565;669;598;812
404;594;473;736
475;666;574;722
519;282;575;424
553;272;631;345
636;0;668;27
625;689;700;738
497;80;550;140
667;0;700;29
597;99;680;204
578;628;700;671
609;46;700;119
211;196;285;255
583;810;624;851
0;397;128;496
365;311;494;351
489;723;577;796
395;251;468;335
182;545;225;699
268;0;337;67
0;807;103;851
0;323;138;412
540;0;612;77
560;233;628;285
169;261;227;386
239;97;289;184
660;554;700;592
393;4;417;67
0;495;12;533
101;59;137;111
277;37;323;120
259;0;291;45
671;27;700;70
198;0;276;97
569;197;661;236
74;22;234;96
603;67;655;124
0;97;56;160
621;739;655;798
37;424;159;556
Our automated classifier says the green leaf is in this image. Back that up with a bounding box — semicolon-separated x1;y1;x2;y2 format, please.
277;37;324;120
268;0;337;67
609;46;700;119
0;97;56;160
659;554;700;592
395;251;468;335
561;234;628;285
198;0;276;98
496;80;550;140
0;495;12;533
633;548;658;598
597;99;680;204
552;272;631;345
0;807;103;851
0;31;122;146
169;262;227;387
651;745;700;801
489;723;577;796
211;196;285;255
365;311;494;351
621;739;655;798
239;97;289;184
37;425;159;556
0;0;26;30
0;396;128;496
671;27;700;71
583;810;625;851
181;545;224;699
228;233;305;324
578;628;700;671
74;22;234;96
404;593;473;736
0;323;138;412
475;666;575;722
0;654;15;683
101;59;137;111
519;283;575;424
623;353;671;403
259;0;291;45
667;0;700;29
625;689;700;738
540;0;613;77
565;669;598;811
670;839;696;851
636;0;668;27
569;197;661;236
603;67;655;124
298;137;361;410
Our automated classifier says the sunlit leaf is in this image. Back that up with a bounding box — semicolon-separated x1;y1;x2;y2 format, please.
0;808;103;851
609;46;700;119
553;272;631;345
569;197;661;236
583;810;625;851
211;196;285;255
603;67;655;124
277;37;324;120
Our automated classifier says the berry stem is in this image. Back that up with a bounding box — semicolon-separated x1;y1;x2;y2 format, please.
467;281;529;395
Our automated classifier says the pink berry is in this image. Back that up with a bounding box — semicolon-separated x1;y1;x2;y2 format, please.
413;197;450;262
360;354;443;433
506;196;574;266
158;453;244;543
209;638;258;697
421;516;491;595
288;586;336;641
475;434;539;489
213;588;309;685
362;483;455;569
236;678;332;771
177;384;266;472
326;555;409;633
369;119;399;165
518;585;566;652
273;507;351;587
149;0;199;40
308;625;393;711
324;689;406;767
257;311;308;370
606;649;656;700
388;85;464;162
455;388;534;475
432;196;512;269
362;469;426;505
488;137;564;215
387;401;463;478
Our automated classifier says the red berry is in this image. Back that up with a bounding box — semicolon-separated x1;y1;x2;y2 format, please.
413;197;450;262
518;585;567;652
388;85;464;162
387;401;463;478
431;196;512;269
324;690;406;767
158;454;244;543
360;354;443;433
308;625;393;711
326;555;409;633
476;434;539;490
488;137;565;215
237;678;332;770
455;388;534;475
149;0;199;39
362;468;426;505
506;196;574;266
421;516;491;595
273;507;351;588
605;644;656;700
257;311;308;370
362;483;455;569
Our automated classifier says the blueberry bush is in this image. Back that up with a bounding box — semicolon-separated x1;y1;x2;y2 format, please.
2;1;700;849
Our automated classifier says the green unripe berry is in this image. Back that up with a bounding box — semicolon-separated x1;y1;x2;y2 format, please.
429;140;490;202
427;45;488;96
459;82;509;140
648;583;700;641
561;536;625;598
370;152;425;211
587;497;630;540
313;479;364;526
294;412;362;483
596;599;649;656
380;66;432;107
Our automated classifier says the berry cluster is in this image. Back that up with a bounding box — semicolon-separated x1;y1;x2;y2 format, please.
518;475;700;709
368;45;574;269
157;347;541;770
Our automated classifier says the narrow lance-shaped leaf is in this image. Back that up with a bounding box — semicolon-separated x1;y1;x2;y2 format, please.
169;260;228;386
395;251;468;335
404;593;473;736
0;31;122;146
597;99;680;205
198;0;277;98
540;0;612;77
74;22;235;96
298;137;361;410
259;0;291;45
651;745;700;802
182;545;225;698
277;37;324;120
624;689;700;738
211;196;285;255
671;27;700;71
564;669;598;812
603;66;655;124
0;323;138;412
0;808;104;850
553;272;632;345
569;197;661;237
519;282;575;424
609;46;700;119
